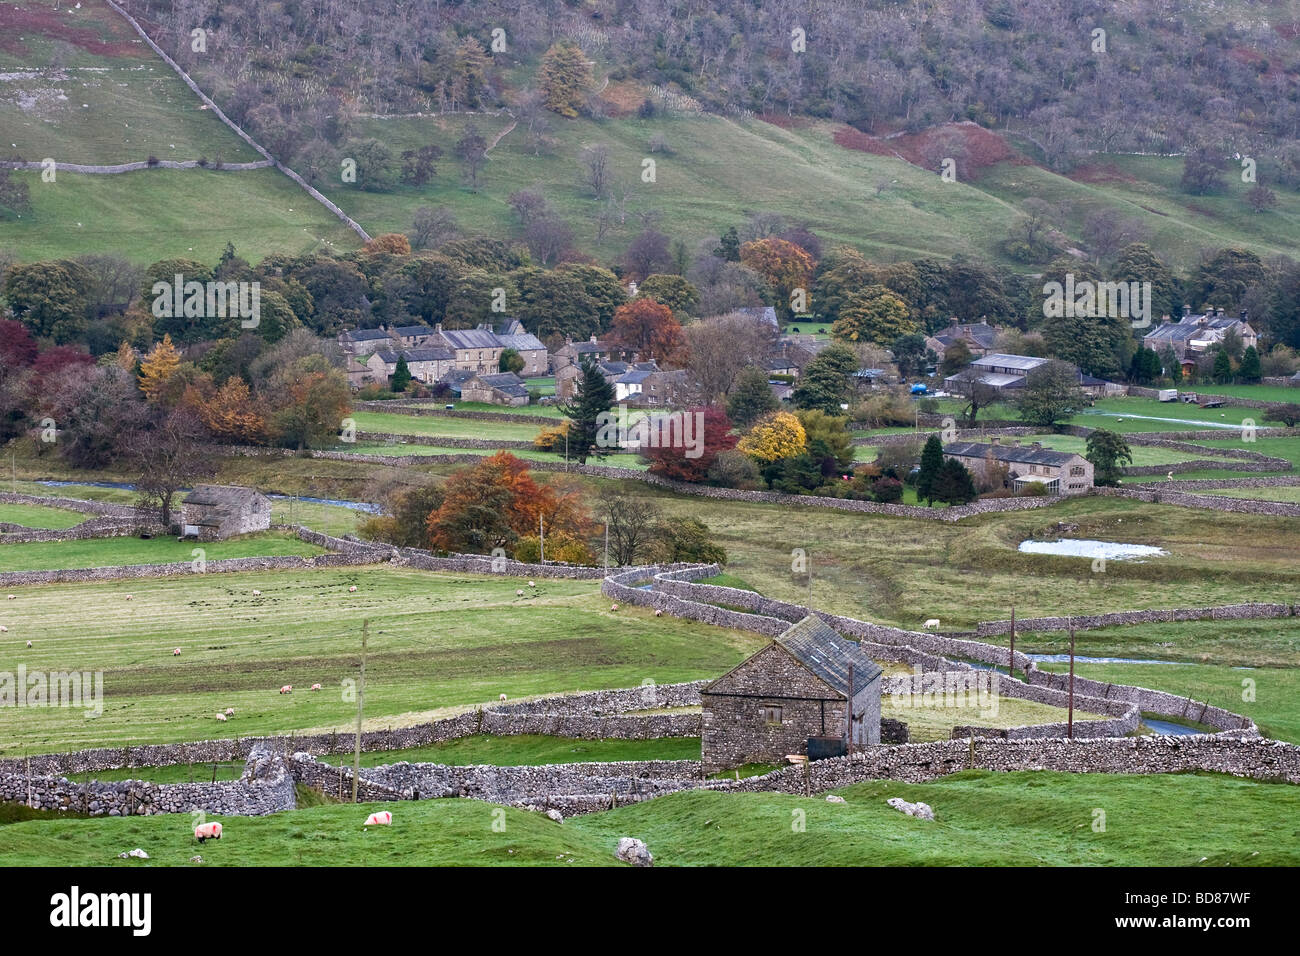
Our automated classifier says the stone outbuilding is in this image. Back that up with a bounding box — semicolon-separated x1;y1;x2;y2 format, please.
701;615;882;773
180;485;272;540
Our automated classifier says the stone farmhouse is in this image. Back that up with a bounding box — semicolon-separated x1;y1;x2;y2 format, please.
555;359;688;406
461;371;530;406
481;319;548;377
943;438;1094;495
341;321;544;388
926;319;1000;358
180;485;272;540
701;615;882;773
552;336;637;372
352;346;456;388
1142;308;1258;361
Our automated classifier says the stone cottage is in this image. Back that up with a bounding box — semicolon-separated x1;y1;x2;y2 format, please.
180;485;272;540
701;615;882;773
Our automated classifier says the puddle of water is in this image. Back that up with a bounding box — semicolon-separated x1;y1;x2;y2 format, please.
1081;410;1244;430
1027;654;1190;666
1019;539;1168;560
1141;718;1203;737
35;481;381;514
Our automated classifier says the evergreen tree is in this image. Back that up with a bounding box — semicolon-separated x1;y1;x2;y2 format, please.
1161;346;1182;384
559;358;616;463
726;366;779;428
1213;348;1233;384
792;343;857;414
1239;345;1262;383
931;457;977;505
1085;428;1133;487
713;227;741;262
391;353;412;392
916;433;945;505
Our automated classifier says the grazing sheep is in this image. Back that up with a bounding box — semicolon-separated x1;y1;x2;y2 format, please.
499;693;507;701
279;685;292;694
224;708;234;716
516;589;524;597
610;603;619;611
654;609;663;617
6;595;13;600
348;585;358;593
527;581;535;588
310;683;322;691
923;619;940;630
251;590;261;596
26;641;32;648
194;822;222;843
215;713;227;722
364;811;392;826
125;595;132;601
0;626;7;633
173;647;181;656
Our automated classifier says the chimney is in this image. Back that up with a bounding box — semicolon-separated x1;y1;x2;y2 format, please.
1240;309;1248;322
1182;304;1191;318
1216;307;1225;318
590;335;598;343
435;322;443;333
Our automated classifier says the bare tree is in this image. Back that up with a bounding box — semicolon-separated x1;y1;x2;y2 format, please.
598;488;662;566
683;311;779;402
127;407;213;529
579;144;612;198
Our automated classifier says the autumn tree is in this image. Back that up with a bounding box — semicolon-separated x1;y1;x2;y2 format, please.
267;357;352;450
127;405;213;528
538;41;591;117
739;238;815;320
737;410;806;463
831;285;918;347
199;377;266;444
641;405;737;482
608;297;687;366
139;334;182;404
596;487;662;565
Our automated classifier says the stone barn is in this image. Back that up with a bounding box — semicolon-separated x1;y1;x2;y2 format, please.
701;616;882;773
180;485;272;540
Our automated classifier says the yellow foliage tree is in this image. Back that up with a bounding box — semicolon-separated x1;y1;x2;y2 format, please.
200;377;267;444
538;41;591;117
139;334;181;403
737;411;806;463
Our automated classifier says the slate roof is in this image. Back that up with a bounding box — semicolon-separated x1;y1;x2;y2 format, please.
344;328;390;342
618;368;654;385
944;441;1080;467
391;325;437;338
182;485;266;526
372;346;454;365
496;332;547;352
470;372;529;397
438;328;501;350
736;306;779;328
775;616;883;696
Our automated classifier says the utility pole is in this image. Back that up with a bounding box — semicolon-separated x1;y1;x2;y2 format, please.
352;619;368;803
1008;605;1015;679
846;663;854;756
1067;618;1076;739
604;519;610;573
539;513;545;564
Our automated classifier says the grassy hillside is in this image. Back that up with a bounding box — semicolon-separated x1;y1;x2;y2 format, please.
2;771;1295;866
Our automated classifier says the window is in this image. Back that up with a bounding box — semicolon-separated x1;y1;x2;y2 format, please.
1070;466;1085;476
759;705;783;726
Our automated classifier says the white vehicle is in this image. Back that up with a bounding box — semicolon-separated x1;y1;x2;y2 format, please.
1157;389;1178;402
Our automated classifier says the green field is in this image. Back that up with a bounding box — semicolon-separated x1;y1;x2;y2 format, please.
3;770;1296;866
0;530;323;572
350;411;544;442
0;567;764;754
0;502;88;530
1200;485;1300;503
1180;384;1300;404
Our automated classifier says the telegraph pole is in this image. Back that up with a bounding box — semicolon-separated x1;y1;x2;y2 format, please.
352;619;369;802
539;514;545;563
1008;606;1015;679
1067;618;1076;739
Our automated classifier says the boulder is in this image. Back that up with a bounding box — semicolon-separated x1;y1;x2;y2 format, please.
546;809;564;824
826;794;846;804
615;837;653;867
887;797;934;821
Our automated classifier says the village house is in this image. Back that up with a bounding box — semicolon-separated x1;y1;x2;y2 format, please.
945;353;1112;398
552;336;637;372
460;371;531;406
180;485;272;540
926;319;1000;358
357;346;457;387
701;615;882;774
1143;307;1258;361
943;438;1094;495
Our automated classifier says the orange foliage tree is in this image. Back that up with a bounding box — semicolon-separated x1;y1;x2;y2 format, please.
739;238;816;320
608;297;687;366
199;377;267;444
425;453;594;557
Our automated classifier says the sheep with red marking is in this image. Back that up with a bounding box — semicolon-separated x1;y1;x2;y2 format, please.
279;685;292;694
364;811;392;827
173;647;181;656
224;708;234;716
348;585;357;593
310;683;322;691
194;822;222;843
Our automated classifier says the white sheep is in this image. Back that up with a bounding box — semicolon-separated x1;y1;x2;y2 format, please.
194;821;222;842
364;811;392;826
26;640;32;648
224;707;234;716
0;625;7;633
923;619;940;630
251;589;262;596
279;685;292;694
654;609;663;617
6;594;13;600
516;589;524;597
215;713;227;722
499;693;508;701
527;581;535;588
310;683;322;691
172;647;181;656
610;603;619;611
125;594;132;601
348;585;358;593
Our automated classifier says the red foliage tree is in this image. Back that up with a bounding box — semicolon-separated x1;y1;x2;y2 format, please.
0;319;37;368
641;404;737;482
